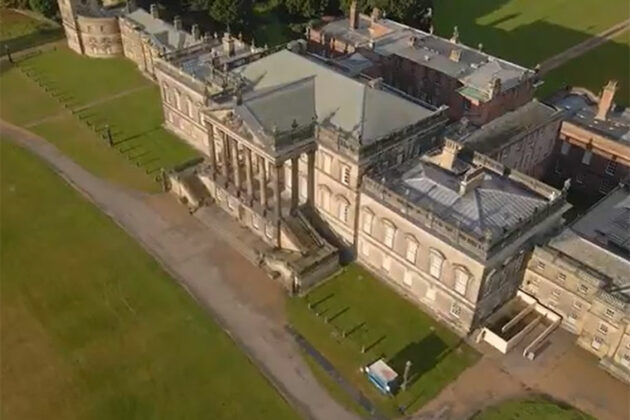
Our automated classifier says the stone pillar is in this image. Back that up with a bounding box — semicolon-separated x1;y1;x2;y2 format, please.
291;156;299;213
274;162;283;221
231;139;241;191
220;131;229;181
245;148;254;202
259;155;268;209
307;150;315;205
207;126;216;176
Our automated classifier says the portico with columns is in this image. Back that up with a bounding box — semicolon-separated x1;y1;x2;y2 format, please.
198;107;318;250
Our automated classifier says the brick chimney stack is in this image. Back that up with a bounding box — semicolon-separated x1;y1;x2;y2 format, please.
349;1;359;29
596;80;618;121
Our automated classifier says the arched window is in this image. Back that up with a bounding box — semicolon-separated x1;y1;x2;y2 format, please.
174;90;181;109
382;219;396;248
180;95;189;115
361;207;374;234
454;267;470;296
405;235;418;264
429;249;444;279
187;97;194;119
319;185;331;211
337;196;350;223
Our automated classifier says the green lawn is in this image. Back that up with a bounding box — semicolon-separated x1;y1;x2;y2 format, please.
538;32;630;105
0;139;299;420
471;397;595;420
0;8;63;53
0;63;60;126
0;46;198;192
434;0;630;66
19;47;151;107
287;264;479;417
80;87;198;172
30;115;160;192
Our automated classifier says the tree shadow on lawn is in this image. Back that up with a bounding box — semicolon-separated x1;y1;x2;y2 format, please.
0;27;63;54
388;332;449;390
435;0;627;68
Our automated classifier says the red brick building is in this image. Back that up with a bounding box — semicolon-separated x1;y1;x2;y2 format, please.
547;81;630;204
307;3;538;126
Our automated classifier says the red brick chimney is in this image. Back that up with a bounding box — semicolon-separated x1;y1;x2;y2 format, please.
596;80;618;121
349;1;359;29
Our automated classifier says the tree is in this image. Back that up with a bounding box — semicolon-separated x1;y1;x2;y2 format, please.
29;0;57;18
209;0;252;26
284;0;329;18
383;0;432;28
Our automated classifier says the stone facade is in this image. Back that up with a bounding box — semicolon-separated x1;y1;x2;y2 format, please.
521;184;630;383
356;142;568;333
119;5;204;78
57;0;123;58
447;100;563;179
57;1;202;72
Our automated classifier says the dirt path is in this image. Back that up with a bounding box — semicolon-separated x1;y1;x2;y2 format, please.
539;19;630;74
0;119;361;420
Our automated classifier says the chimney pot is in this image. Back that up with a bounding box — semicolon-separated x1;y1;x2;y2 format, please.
192;24;200;41
371;7;382;23
150;3;158;18
450;25;459;43
173;15;182;31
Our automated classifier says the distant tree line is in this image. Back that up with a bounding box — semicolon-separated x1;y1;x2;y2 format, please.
8;0;432;36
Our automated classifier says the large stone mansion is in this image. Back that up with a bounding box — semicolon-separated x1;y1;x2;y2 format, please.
56;1;630;381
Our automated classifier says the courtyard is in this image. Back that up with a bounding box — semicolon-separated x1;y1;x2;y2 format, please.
286;265;479;417
0;139;299;420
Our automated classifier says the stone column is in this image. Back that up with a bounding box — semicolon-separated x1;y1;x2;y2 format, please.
207;126;216;176
290;156;299;213
259;155;267;209
274;162;283;221
231;139;241;191
220;131;229;181
307;150;315;205
245;148;254;202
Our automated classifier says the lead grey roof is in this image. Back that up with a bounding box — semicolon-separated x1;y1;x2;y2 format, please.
232;50;434;144
549;186;630;303
124;9;197;51
377;157;549;238
451;100;559;153
553;92;630;145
